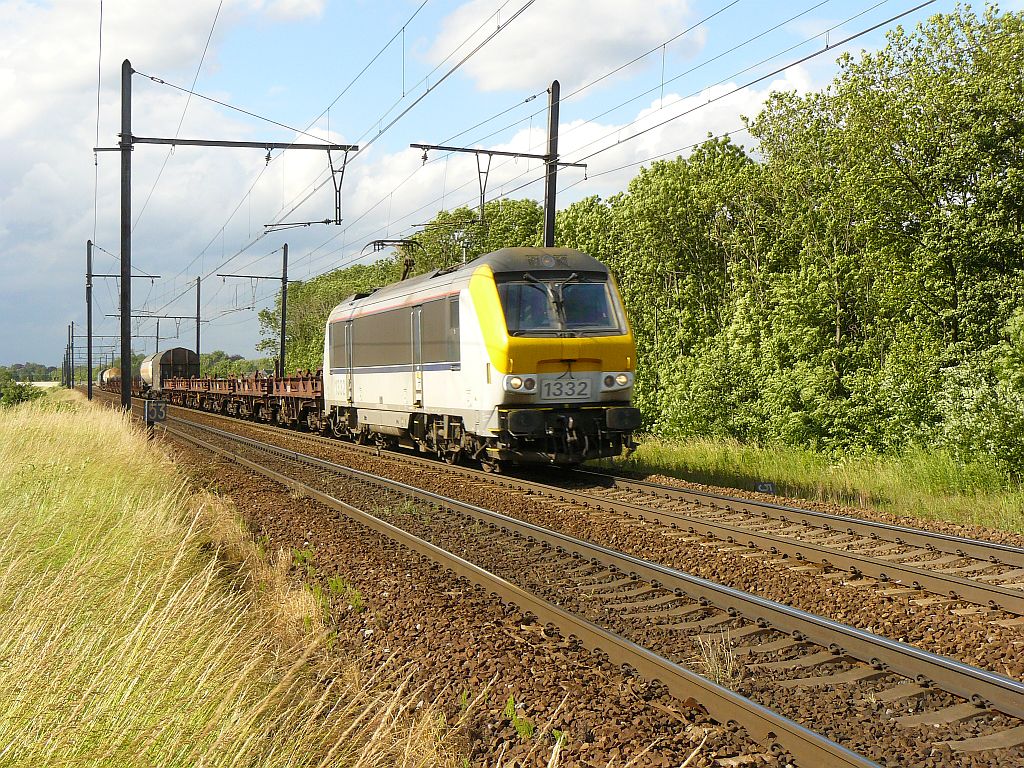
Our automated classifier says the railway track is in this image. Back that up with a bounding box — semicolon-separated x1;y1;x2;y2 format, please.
108;390;1024;620
153;413;1024;766
558;468;1024;615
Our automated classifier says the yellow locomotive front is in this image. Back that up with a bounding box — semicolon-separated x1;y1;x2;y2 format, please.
468;248;641;466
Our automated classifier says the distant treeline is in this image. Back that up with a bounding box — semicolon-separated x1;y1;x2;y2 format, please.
1;363;58;382
254;8;1023;480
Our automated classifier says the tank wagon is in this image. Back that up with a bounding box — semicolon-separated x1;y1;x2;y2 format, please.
139;347;200;391
103;247;641;470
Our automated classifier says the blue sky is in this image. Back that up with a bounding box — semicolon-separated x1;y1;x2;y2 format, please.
0;0;1009;367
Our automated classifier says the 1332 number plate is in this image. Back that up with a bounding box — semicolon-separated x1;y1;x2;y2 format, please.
540;379;590;400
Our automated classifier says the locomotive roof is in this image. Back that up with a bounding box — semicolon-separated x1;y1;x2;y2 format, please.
468;247;609;275
337;247;609;308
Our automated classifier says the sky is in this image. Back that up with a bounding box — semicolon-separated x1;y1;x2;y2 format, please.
0;0;1008;367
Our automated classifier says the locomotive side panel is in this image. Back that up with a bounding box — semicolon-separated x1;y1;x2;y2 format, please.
324;275;493;435
350;306;414;412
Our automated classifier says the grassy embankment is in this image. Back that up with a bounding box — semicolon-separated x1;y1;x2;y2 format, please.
0;391;462;767
613;437;1024;533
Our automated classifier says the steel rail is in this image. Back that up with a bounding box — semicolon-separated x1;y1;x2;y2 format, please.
162;420;880;768
155;398;1024;614
101;393;1024;613
567;468;1024;569
477;473;1024;615
165;416;1024;721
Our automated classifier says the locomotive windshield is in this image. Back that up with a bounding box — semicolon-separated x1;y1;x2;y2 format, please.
496;272;625;336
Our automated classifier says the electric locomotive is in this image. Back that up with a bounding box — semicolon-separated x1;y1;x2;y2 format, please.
322;247;641;470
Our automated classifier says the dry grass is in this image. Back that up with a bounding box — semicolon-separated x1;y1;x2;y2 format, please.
0;391;466;768
690;631;743;688
613;436;1024;533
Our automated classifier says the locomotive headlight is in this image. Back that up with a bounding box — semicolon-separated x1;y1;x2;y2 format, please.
601;372;633;391
503;374;537;393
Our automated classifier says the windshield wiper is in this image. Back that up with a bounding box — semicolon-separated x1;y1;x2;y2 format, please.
522;272;549;294
522;272;559;324
517;272;584;331
551;272;580;325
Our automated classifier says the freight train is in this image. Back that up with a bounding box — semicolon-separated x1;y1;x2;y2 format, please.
103;247;641;470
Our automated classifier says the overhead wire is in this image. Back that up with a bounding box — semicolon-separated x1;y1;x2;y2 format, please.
146;0;541;328
583;125;752;180
444;0;924;206
432;0;773;155
273;0;734;237
284;0;738;279
144;0;482;314
407;0;900;206
569;0;935;164
133;0;223;233
310;0;434;134
199;244;283;317
268;0;539;228
553;2;893;166
457;0;928;201
138;0;524;320
459;0;845;170
439;89;546;146
235;112;735;317
140;0;932;349
291;0;938;286
286;0;816;278
140;1;438;316
135;0;537;344
133;69;333;146
287;0;803;278
137;0;435;315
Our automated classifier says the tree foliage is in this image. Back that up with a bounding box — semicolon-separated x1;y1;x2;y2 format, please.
200;351;275;378
560;6;1024;479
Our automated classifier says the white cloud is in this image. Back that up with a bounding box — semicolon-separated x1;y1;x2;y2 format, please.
0;0;320;362
245;0;325;21
427;0;702;92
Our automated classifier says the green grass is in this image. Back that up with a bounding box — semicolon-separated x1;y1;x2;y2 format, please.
0;391;459;767
610;436;1024;533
